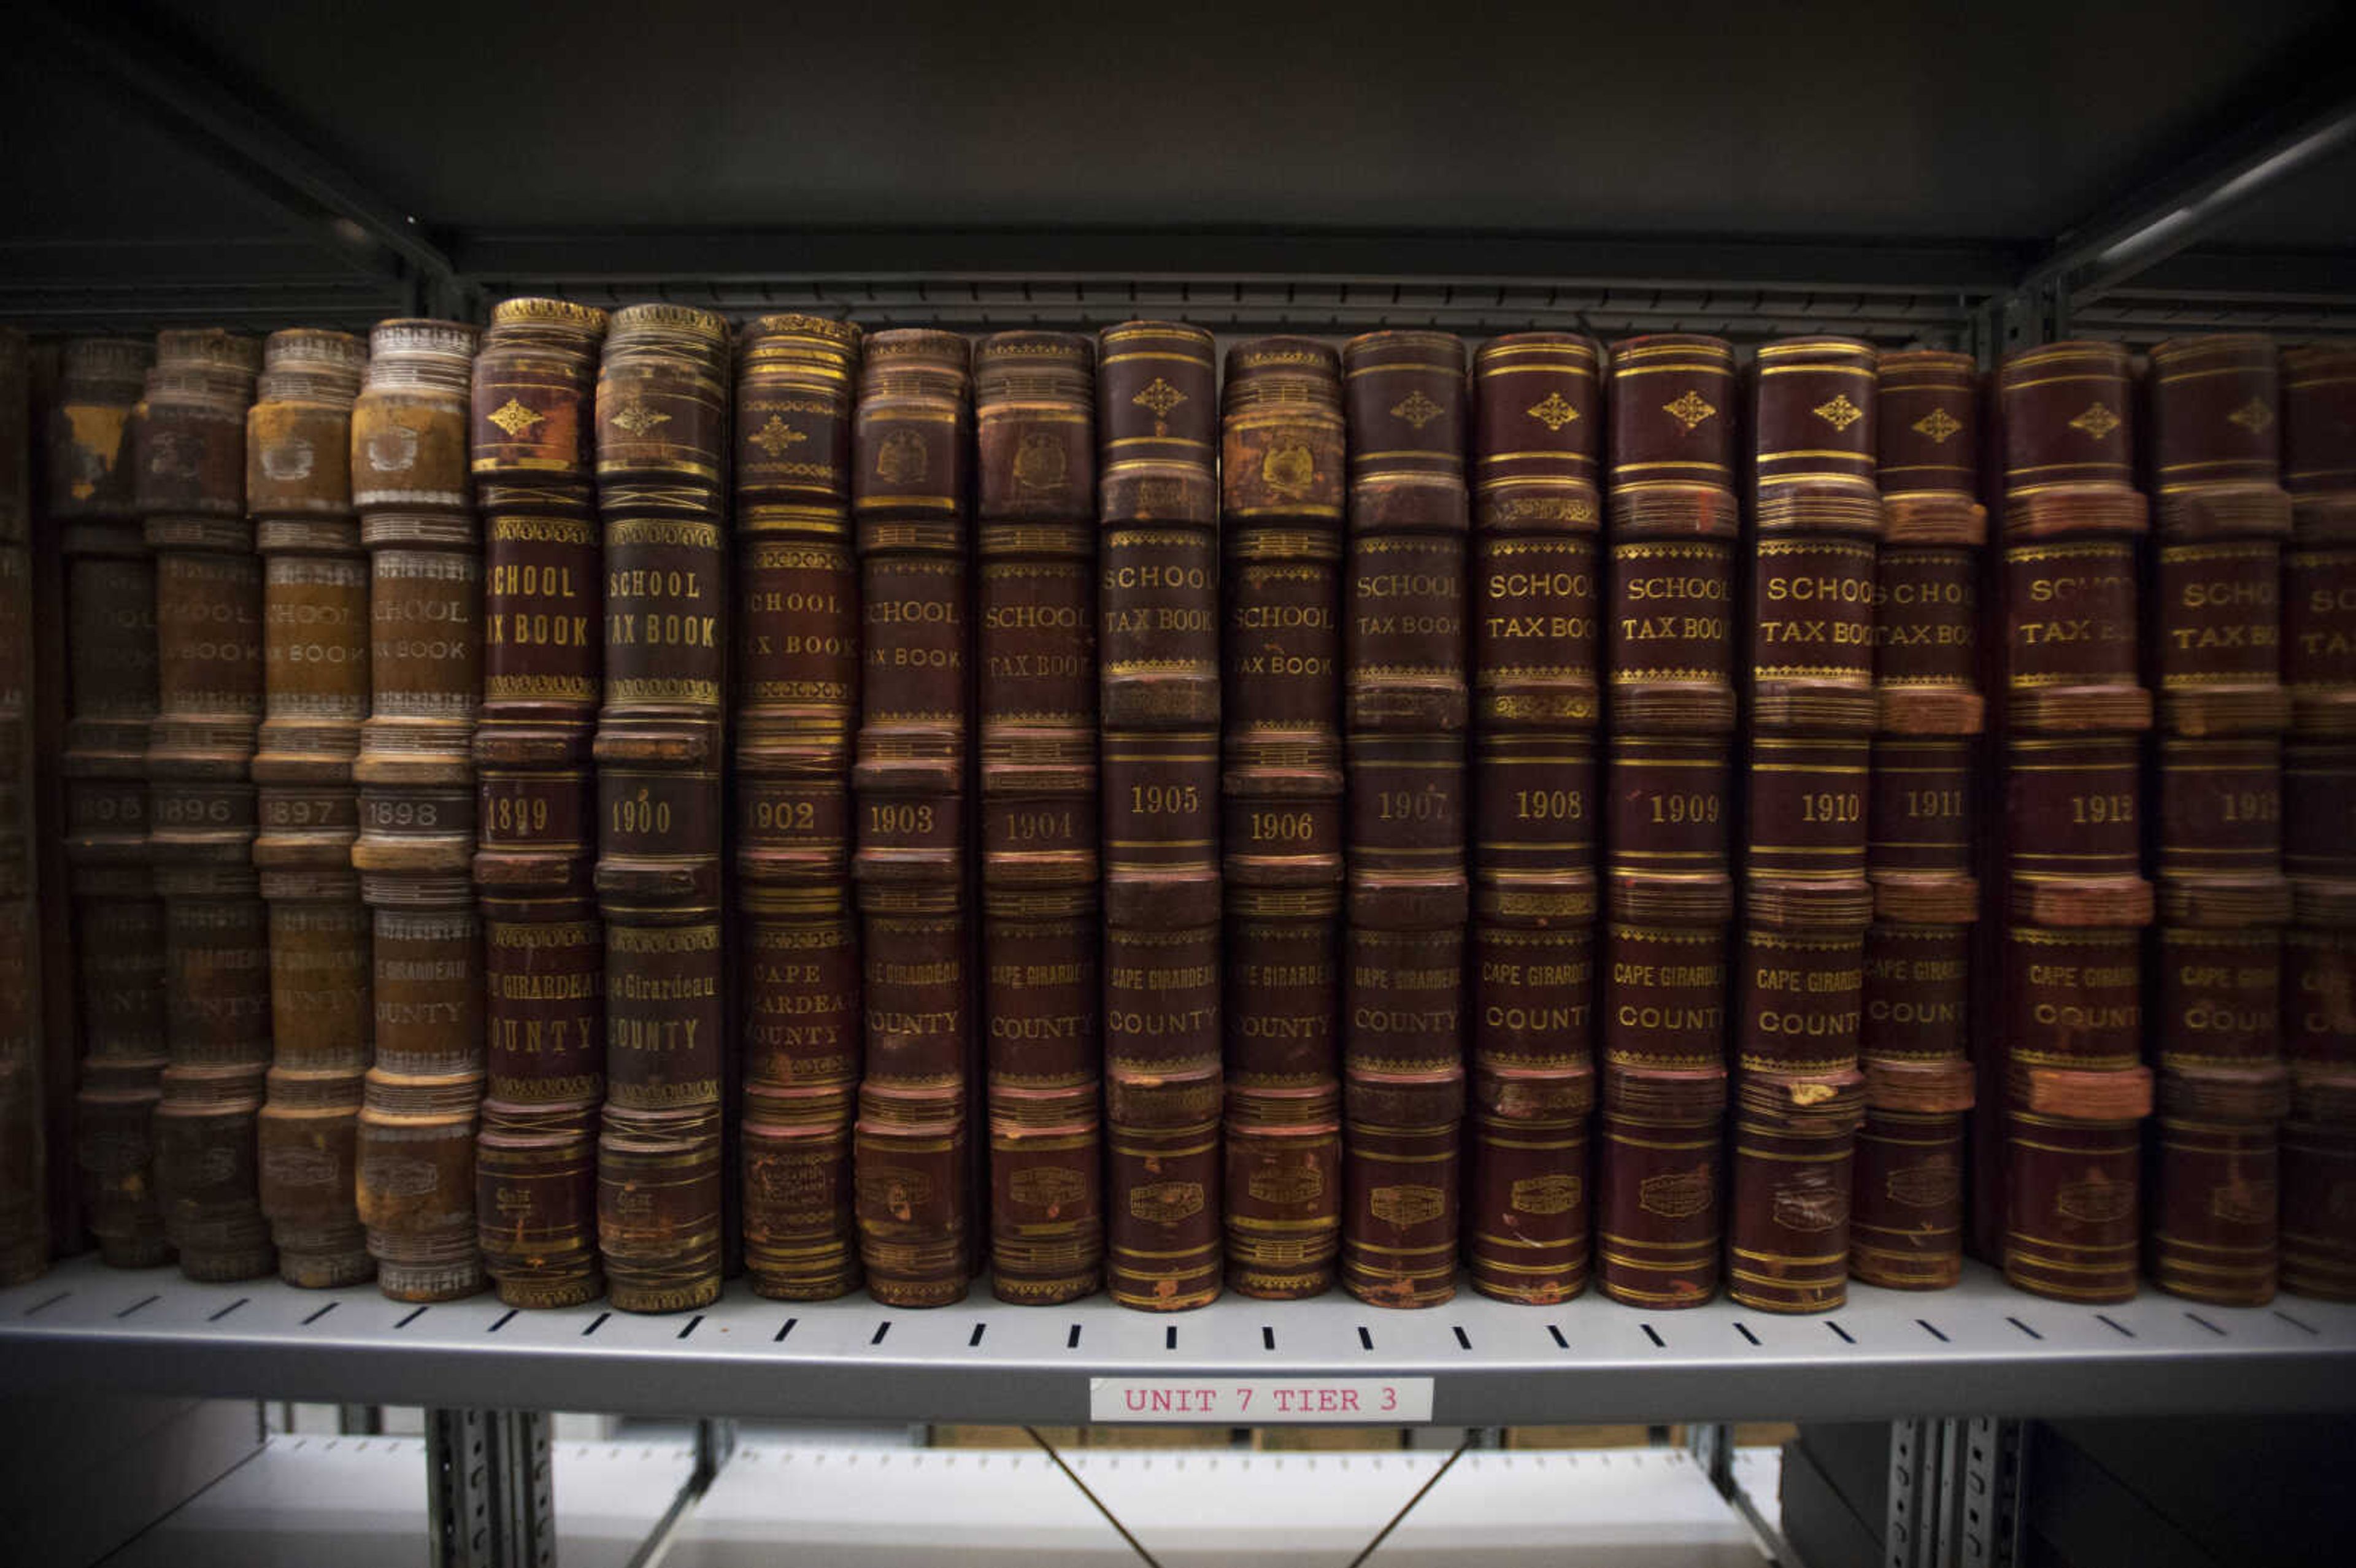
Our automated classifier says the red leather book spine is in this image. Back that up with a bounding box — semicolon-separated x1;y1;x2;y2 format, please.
1855;348;1983;1289
352;318;485;1303
472;298;610;1309
974;329;1101;1305
1984;341;2155;1302
1468;332;1600;1303
247;328;372;1288
1600;334;1739;1307
2281;341;2356;1299
0;328;37;1283
2142;335;2292;1305
1099;319;1222;1310
1342;329;1468;1310
140;328;271;1283
1222;336;1345;1299
50;336;169;1267
591;304;731;1313
853;329;972;1308
735;313;863;1302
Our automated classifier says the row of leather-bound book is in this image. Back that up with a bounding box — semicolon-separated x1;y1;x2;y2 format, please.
0;312;2348;1316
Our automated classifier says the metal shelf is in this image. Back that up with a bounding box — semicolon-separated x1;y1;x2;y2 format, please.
6;1255;2352;1426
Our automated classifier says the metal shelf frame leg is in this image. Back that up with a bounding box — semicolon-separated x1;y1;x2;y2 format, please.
427;1408;555;1568
1884;1416;2030;1568
1690;1421;1801;1565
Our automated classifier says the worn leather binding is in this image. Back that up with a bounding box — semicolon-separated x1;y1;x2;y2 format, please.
853;328;973;1308
2142;335;2292;1306
1466;332;1601;1302
1856;348;1984;1290
0;328;39;1283
590;304;731;1313
1981;341;2155;1303
2281;342;2356;1299
139;328;273;1282
973;331;1101;1305
734;313;863;1302
471;298;609;1309
1341;329;1468;1309
50;336;171;1267
1222;336;1345;1298
246;329;374;1288
1098;319;1222;1310
1600;333;1741;1307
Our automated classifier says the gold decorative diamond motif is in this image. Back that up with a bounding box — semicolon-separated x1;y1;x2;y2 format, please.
749;414;807;456
1662;390;1717;432
1813;393;1865;431
610;402;672;437
2068;401;2121;440
2226;397;2275;434
1132;377;1186;419
1525;391;1580;431
487;398;544;438
1912;407;1962;444
1390;389;1444;429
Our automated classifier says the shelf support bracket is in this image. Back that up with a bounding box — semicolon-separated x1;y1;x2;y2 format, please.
426;1408;555;1568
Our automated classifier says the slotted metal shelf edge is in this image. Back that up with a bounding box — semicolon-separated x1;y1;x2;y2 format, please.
6;1256;2351;1425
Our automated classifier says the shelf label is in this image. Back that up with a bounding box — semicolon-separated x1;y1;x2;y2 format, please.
1087;1377;1434;1423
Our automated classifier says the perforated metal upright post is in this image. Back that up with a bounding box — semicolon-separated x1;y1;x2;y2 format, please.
426;1407;555;1568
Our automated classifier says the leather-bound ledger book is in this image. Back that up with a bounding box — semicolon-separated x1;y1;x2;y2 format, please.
1857;348;1983;1291
1981;341;2155;1304
49;336;167;1267
471;298;609;1309
248;328;373;1288
141;328;271;1282
1341;329;1468;1310
1099;320;1222;1310
2281;341;2356;1300
1599;334;1740;1309
853;329;973;1309
735;313;863;1302
1221;336;1345;1299
352;320;485;1302
0;328;39;1283
592;304;731;1313
974;331;1101;1305
1466;331;1601;1304
2143;335;2292;1306
1731;336;1880;1314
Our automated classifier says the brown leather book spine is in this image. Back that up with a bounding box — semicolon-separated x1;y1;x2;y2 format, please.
1855;348;1984;1290
1467;332;1600;1303
591;304;731;1313
734;313;863;1302
974;330;1101;1305
1342;328;1468;1309
247;328;372;1288
1222;336;1345;1299
1600;333;1740;1307
0;328;39;1283
1984;341;2155;1303
352;318;484;1302
50;337;167;1267
1099;319;1222;1310
2281;341;2356;1299
472;297;610;1309
139;328;272;1282
853;328;972;1308
2142;335;2292;1306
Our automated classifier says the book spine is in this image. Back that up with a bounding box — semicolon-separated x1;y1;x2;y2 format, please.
1341;329;1468;1310
1855;348;1984;1291
1731;335;1881;1313
141;329;271;1283
1221;336;1345;1299
248;328;372;1288
975;331;1101;1306
1985;340;2155;1303
50;337;167;1268
0;328;37;1283
2143;335;2292;1306
593;304;732;1313
352;318;485;1303
735;313;863;1302
1099;319;1222;1311
1467;332;1601;1304
2281;340;2356;1300
472;298;609;1309
852;329;973;1309
1600;334;1739;1307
